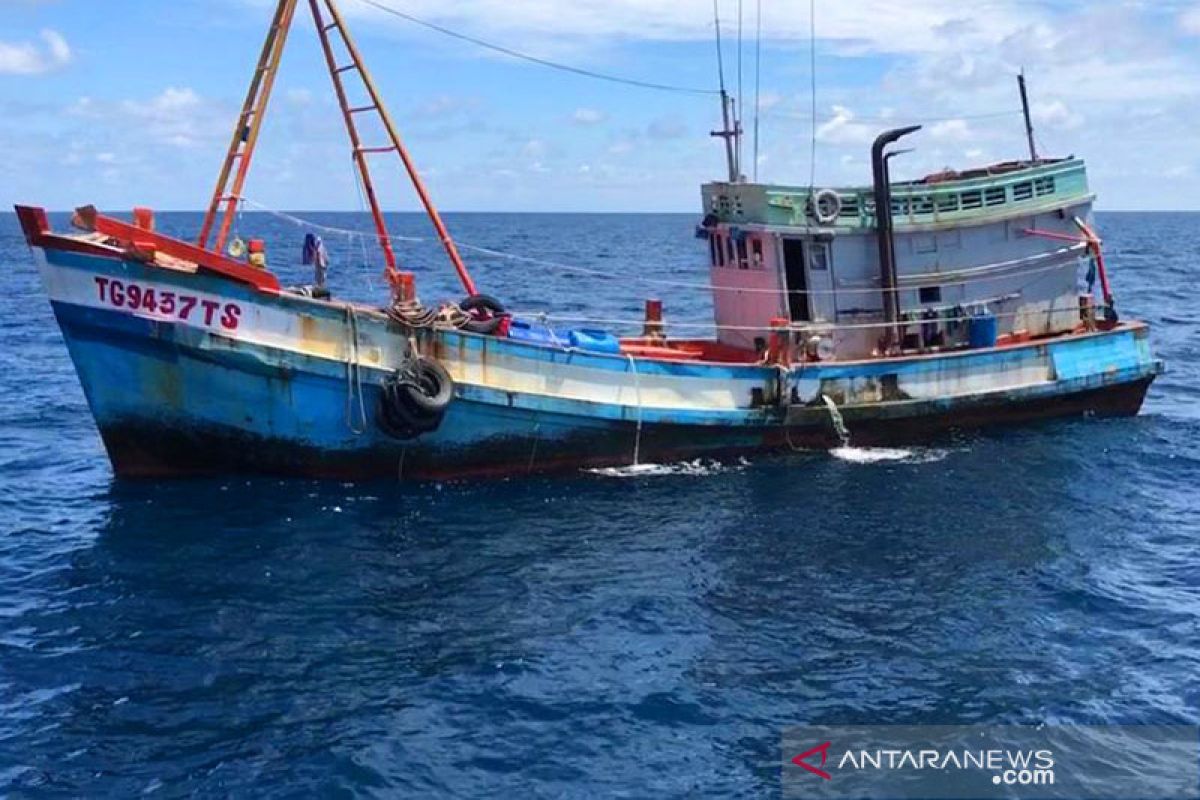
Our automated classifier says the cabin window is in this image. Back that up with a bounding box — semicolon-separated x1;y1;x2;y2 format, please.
985;186;1007;206
1012;181;1034;201
808;245;828;271
891;197;912;216
960;190;982;210
912;195;935;215
737;237;749;269
919;286;942;304
751;237;764;269
1034;176;1056;196
839;197;860;217
935;194;959;213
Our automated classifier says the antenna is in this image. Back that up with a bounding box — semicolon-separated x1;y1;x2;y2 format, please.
736;0;744;179
752;0;761;182
1018;70;1039;163
710;0;739;182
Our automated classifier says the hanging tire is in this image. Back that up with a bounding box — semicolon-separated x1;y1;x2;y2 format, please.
376;358;453;440
398;357;453;416
460;293;507;335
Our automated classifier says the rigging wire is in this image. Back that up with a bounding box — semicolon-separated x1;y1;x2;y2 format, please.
736;0;744;176
763;107;1025;126
351;0;719;95
752;0;762;182
240;200;1085;299
807;0;818;200
712;0;728;95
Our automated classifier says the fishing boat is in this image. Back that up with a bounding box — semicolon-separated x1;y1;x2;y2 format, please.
18;0;1163;480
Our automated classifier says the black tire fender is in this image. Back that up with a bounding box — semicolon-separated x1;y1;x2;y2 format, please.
399;357;454;416
460;293;506;316
460;293;507;335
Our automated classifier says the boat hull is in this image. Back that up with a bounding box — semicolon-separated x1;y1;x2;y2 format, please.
37;246;1162;481
90;377;1153;480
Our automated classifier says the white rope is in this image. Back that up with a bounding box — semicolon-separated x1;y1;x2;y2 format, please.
505;302;1073;334
241;201;1086;297
627;353;644;465
345;305;367;434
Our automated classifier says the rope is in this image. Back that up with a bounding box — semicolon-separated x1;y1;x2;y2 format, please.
627;353;644;466
762;107;1025;127
351;0;719;96
504;301;1082;334
242;200;1087;298
241;200;1089;299
240;200;424;243
454;239;1085;297
345;305;368;434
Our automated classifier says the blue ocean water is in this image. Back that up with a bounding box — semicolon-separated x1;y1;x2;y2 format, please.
0;210;1197;796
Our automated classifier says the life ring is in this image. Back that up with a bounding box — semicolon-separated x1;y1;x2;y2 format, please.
809;189;842;225
376;357;453;439
460;293;507;335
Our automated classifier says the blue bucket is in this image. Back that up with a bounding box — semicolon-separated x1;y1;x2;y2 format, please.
968;313;998;349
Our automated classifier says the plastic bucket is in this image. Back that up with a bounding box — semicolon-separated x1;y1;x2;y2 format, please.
968;314;999;349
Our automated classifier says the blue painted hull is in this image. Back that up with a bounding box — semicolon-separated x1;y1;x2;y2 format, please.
38;247;1162;480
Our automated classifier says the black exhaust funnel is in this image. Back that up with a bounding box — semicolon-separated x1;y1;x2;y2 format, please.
871;125;921;350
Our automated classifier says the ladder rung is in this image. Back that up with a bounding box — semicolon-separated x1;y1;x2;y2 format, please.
358;146;396;154
334;64;357;74
348;105;378;114
322;22;339;32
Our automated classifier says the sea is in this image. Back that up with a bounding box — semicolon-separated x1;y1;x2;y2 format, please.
0;210;1197;797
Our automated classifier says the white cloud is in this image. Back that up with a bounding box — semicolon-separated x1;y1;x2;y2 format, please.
646;115;687;139
815;105;873;145
323;0;1043;58
571;107;606;125
1032;99;1083;131
285;88;314;106
928;118;971;140
0;29;71;75
1182;5;1200;35
71;87;228;149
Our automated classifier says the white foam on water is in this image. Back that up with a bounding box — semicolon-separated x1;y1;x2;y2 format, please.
830;446;950;464
587;459;744;478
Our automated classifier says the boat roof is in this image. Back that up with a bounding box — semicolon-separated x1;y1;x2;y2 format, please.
702;157;1093;232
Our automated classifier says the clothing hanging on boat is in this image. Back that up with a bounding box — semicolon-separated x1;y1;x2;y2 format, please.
302;232;329;286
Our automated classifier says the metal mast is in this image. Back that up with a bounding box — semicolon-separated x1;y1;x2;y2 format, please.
198;0;299;254
307;0;476;295
1018;70;1039;163
198;0;478;296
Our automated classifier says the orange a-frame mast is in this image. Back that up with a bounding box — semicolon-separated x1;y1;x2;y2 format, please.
198;0;299;255
197;0;478;296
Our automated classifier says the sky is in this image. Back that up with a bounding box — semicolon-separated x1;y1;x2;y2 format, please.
1;0;1199;212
